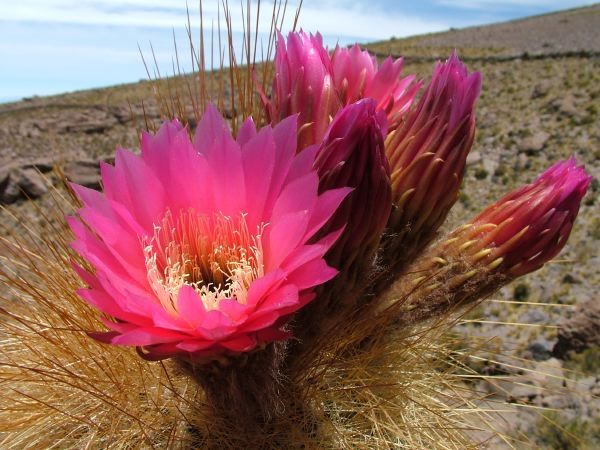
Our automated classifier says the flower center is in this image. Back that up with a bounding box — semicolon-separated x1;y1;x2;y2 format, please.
143;210;264;315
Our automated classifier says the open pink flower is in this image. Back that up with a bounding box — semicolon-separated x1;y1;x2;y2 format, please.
68;105;350;361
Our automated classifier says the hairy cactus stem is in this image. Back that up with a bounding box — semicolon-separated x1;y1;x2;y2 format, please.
175;341;289;425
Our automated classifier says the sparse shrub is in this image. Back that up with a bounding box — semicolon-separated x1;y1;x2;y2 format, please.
533;411;600;449
590;218;600;240
564;346;600;376
513;283;530;301
494;164;506;178
519;128;533;138
474;167;488;179
459;191;471;207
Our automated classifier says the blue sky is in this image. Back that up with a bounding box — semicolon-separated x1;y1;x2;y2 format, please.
0;0;595;103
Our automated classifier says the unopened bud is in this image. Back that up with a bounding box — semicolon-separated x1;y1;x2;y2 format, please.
384;158;591;326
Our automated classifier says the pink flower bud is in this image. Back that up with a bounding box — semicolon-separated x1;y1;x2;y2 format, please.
448;157;591;276
267;31;339;150
265;33;422;152
385;158;591;326
295;99;391;339
385;52;481;252
331;45;420;127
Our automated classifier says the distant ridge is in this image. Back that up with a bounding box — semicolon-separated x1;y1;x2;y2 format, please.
368;3;600;59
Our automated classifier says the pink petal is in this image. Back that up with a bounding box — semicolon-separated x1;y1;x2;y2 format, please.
305;187;352;239
244;269;287;307
237;116;257;146
255;284;299;314
176;285;212;329
176;339;215;352
111;327;189;346
193;103;232;155
219;334;256;351
241;126;277;226
270;172;319;223
265;210;310;270
286;259;338;290
112;148;167;230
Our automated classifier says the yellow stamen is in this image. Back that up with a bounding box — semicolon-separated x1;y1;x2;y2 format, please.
143;209;265;315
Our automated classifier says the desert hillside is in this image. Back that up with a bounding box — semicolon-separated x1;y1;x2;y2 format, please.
1;4;599;448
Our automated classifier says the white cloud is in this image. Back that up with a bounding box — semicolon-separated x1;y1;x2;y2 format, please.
0;0;448;41
295;4;448;40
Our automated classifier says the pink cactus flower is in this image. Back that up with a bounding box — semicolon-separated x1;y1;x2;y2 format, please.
265;31;420;150
68;105;350;362
331;44;421;127
448;157;591;277
266;31;339;151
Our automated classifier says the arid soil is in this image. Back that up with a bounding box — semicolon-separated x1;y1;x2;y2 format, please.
1;4;599;448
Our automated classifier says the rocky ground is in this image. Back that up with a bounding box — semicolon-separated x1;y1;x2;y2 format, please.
1;4;599;449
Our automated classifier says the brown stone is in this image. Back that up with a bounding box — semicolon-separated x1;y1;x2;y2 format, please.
64;160;102;190
553;298;600;358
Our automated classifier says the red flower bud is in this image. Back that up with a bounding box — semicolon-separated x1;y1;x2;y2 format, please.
314;98;392;276
385;158;591;326
447;157;591;276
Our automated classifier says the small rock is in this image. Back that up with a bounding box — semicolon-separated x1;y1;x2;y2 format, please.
519;131;550;154
0;166;13;200
18;121;41;138
531;358;565;391
553;298;600;358
549;94;582;120
508;383;539;403
24;159;54;173
112;106;133;124
531;80;552;99
519;309;548;324
19;167;48;198
0;167;48;204
541;394;580;410
63;109;119;134
64;160;102;190
2;177;21;203
516;153;529;170
525;340;553;362
466;151;482;165
577;376;598;392
482;156;498;175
